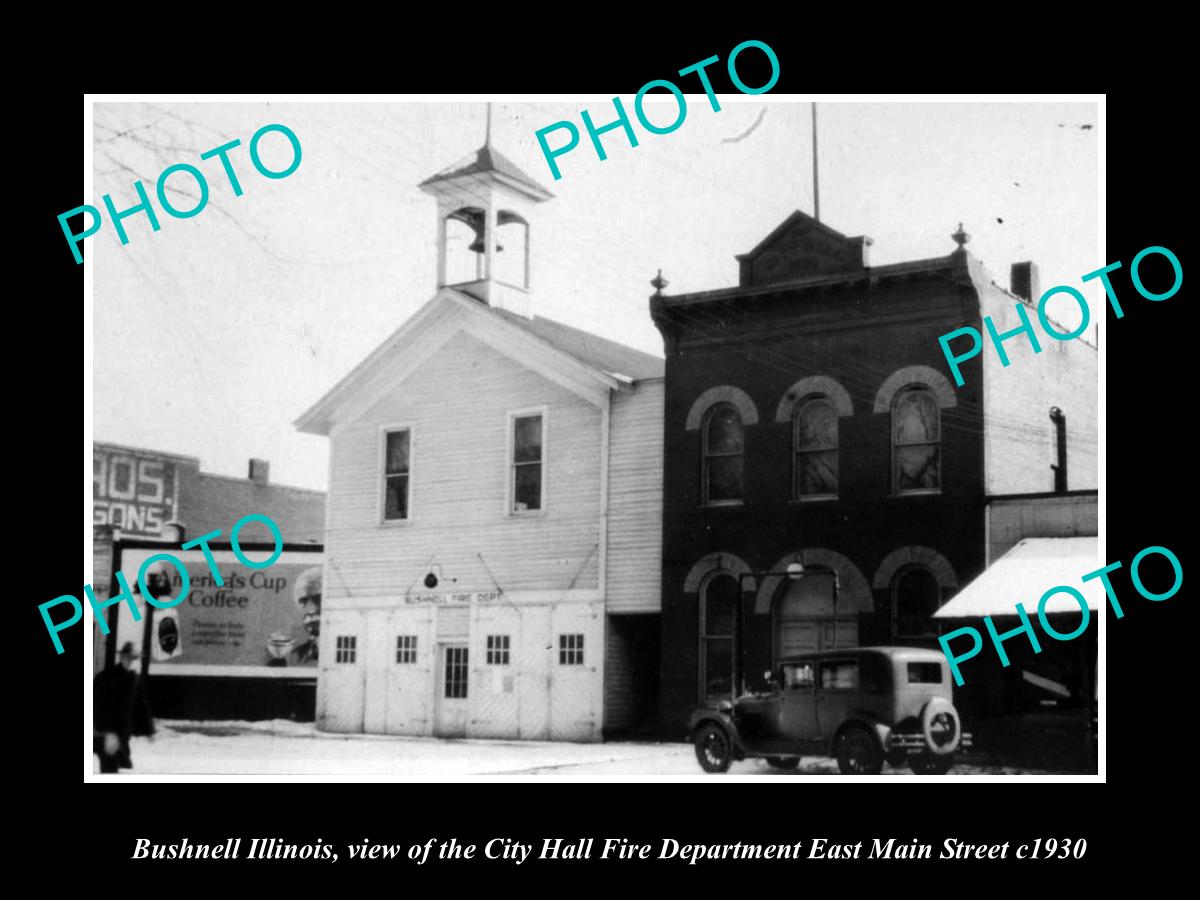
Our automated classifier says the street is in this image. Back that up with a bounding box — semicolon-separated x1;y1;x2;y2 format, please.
96;719;1060;777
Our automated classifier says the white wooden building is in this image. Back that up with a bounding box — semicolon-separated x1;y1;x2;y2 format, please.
295;139;663;741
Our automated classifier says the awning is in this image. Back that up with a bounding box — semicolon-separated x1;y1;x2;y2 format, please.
934;537;1102;619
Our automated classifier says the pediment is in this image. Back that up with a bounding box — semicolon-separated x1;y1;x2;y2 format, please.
295;289;616;435
737;210;872;287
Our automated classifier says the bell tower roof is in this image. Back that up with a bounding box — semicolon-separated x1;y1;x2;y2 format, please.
418;143;554;202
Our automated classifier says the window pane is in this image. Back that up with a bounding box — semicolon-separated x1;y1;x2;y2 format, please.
514;463;542;511
896;445;940;490
798;450;838;495
782;663;814;689
707;456;743;502
703;576;738;637
514;415;542;463
797;400;837;450
703;638;733;699
385;430;410;473
820;661;858;690
705;404;743;454
908;662;943;684
894;391;938;443
385;473;409;519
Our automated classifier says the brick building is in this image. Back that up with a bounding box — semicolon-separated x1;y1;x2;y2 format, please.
649;211;1097;736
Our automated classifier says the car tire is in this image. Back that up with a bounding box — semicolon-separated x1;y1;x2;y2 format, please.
835;726;883;775
910;754;955;775
694;723;733;773
920;698;962;756
766;757;801;770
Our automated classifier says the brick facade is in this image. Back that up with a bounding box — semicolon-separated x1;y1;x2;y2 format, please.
650;211;1096;736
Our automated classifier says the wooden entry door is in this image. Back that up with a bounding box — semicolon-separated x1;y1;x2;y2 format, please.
434;643;469;738
774;572;858;661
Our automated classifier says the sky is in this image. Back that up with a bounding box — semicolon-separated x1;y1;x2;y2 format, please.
90;98;1099;492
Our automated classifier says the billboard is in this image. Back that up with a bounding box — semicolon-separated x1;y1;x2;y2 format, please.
113;547;323;677
93;445;181;538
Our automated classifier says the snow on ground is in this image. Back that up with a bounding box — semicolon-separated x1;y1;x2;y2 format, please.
94;720;1062;777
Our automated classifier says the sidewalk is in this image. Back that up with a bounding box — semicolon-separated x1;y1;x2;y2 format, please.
93;719;1074;777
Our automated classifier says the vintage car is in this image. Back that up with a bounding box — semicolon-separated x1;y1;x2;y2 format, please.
689;646;971;775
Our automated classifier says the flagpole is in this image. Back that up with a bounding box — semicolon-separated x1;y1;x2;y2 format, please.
812;101;820;222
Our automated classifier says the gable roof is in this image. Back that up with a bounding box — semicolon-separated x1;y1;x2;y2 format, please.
488;306;663;382
735;209;868;261
418;143;554;201
295;289;662;435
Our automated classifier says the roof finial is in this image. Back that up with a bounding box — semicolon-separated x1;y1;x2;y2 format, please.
485;101;493;148
651;269;668;297
951;221;970;250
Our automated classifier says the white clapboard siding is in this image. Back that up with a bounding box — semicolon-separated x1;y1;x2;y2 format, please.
325;331;601;601
606;379;664;613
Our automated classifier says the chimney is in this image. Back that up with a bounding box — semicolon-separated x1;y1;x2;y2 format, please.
249;458;270;485
1011;261;1041;302
1049;407;1067;492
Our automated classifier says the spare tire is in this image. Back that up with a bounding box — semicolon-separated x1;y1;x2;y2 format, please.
920;698;961;756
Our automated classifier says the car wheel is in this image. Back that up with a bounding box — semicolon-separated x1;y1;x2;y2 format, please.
910;754;954;775
694;723;733;773
835;726;883;775
766;757;801;770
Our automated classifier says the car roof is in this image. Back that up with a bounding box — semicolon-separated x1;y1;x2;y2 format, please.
777;646;947;664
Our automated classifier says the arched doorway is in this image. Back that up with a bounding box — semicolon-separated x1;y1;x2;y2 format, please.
772;569;858;662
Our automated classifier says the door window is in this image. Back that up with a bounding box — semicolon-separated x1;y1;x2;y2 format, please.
782;662;815;690
443;646;468;699
819;659;858;690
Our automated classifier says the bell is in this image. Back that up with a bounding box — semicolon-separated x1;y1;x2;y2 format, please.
468;226;503;254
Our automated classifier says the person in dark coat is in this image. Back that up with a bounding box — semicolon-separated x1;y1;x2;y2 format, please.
93;642;156;773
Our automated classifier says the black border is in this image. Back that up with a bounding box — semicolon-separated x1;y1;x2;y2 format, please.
21;25;1190;886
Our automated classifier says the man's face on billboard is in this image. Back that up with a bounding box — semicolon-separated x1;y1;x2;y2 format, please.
300;591;321;637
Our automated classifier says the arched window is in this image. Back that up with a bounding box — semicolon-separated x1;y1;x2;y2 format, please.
702;402;744;505
700;573;740;702
793;396;838;499
892;566;941;639
892;386;940;493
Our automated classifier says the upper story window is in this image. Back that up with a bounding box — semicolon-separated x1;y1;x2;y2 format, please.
702;402;744;505
892;387;940;493
383;428;411;521
511;412;543;514
794;396;838;499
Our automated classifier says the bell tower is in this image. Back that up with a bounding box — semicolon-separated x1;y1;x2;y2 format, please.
419;114;554;318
